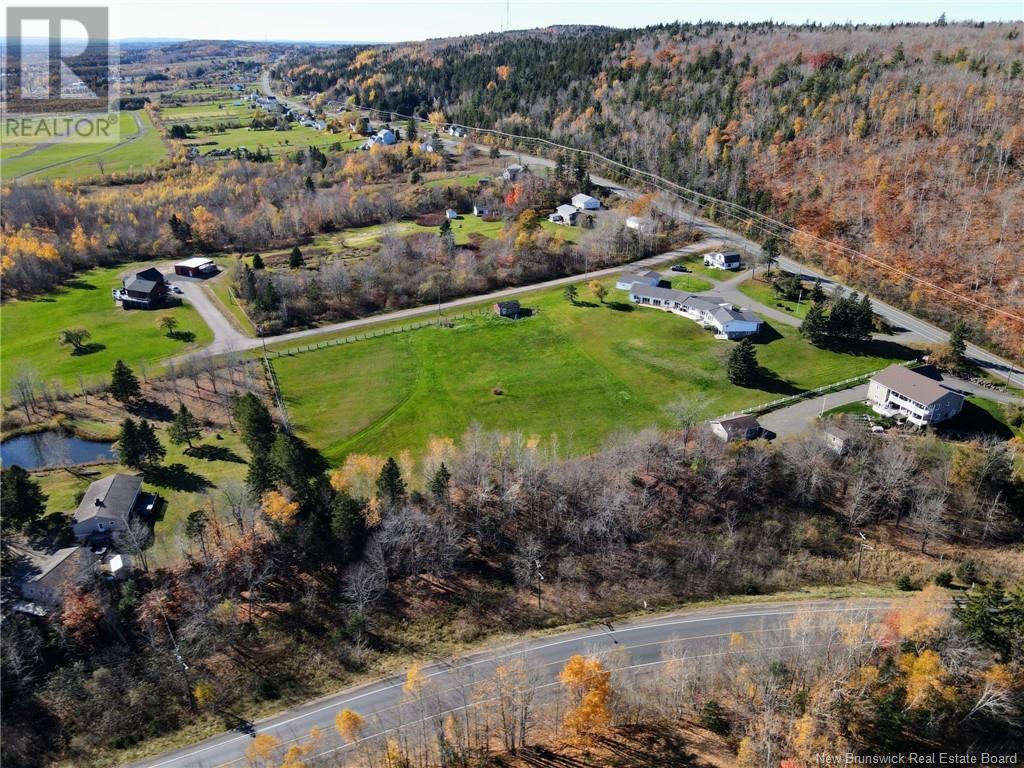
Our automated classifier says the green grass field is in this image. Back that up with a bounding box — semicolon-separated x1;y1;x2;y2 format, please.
337;215;580;248
737;277;812;320
423;173;488;188
179;124;363;157
1;263;212;392
274;279;918;464
1;112;169;180
669;274;715;293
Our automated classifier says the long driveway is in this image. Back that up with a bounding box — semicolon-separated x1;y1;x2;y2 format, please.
126;598;891;768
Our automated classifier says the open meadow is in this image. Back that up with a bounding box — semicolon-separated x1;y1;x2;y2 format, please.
273;279;919;464
1;263;212;392
1;111;169;181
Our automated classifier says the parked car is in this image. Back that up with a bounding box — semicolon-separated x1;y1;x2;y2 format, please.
171;285;184;294
670;264;689;273
871;425;885;433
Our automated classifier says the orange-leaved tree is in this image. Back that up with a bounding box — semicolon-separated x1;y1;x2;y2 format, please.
558;654;612;741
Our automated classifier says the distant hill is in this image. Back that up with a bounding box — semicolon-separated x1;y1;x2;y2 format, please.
279;20;1024;358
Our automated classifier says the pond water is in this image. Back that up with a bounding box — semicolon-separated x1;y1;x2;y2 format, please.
1;431;117;470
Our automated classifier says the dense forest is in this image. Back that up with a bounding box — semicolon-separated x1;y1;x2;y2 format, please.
281;20;1024;358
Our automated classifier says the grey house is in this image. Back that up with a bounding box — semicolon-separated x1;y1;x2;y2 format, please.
710;414;763;442
72;474;143;541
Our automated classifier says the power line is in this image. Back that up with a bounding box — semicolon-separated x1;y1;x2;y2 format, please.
355;105;1023;326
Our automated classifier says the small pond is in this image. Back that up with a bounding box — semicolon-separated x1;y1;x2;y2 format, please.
1;431;117;470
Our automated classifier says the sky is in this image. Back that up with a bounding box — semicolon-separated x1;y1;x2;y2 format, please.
2;0;1021;43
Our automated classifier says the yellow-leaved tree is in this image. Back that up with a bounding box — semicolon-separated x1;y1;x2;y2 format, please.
335;708;364;743
558;655;612;741
244;733;281;767
261;490;299;526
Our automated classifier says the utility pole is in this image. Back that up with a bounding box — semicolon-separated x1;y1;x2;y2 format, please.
856;531;874;581
534;559;544;610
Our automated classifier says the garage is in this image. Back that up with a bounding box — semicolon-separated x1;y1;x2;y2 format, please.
174;257;218;278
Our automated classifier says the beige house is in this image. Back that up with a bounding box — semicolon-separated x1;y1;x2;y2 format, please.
10;543;95;606
867;365;964;426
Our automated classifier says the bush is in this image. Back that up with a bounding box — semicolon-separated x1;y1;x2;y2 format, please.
896;574;915;591
739;576;760;595
956;558;977;584
415;212;445;227
934;570;953;588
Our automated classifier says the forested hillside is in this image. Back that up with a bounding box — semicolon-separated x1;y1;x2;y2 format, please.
282;21;1024;358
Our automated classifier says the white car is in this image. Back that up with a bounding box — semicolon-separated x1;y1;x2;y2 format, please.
871;425;885;434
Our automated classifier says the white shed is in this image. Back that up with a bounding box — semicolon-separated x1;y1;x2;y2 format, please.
572;193;600;210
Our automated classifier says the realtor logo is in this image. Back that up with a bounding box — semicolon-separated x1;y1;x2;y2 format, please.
4;6;114;112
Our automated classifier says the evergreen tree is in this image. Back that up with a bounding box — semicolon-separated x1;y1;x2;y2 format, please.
429;462;451;503
251;253;265;270
110;360;141;403
439;218;452;237
246;449;275;496
948;320;970;374
406;117;417;140
857;293;875;339
810;277;826;304
117;418;144;468
137;419;166;466
800;302;830;346
572;153;591;191
232;393;275;454
376;457;406;507
304;175;316;193
169;403;203;449
289;246;304;269
726;337;758;386
0;466;48;533
331;490;367;559
563;284;578;304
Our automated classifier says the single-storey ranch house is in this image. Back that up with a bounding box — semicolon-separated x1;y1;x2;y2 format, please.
710;414;764;442
628;284;763;340
867;365;964;426
615;270;661;290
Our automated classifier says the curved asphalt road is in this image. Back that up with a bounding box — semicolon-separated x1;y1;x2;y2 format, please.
126;598;892;768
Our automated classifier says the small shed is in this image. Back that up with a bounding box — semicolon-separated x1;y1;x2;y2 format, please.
493;300;523;319
445;208;459;220
822;423;853;455
710;415;763;443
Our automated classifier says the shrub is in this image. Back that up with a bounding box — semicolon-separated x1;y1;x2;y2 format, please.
934;570;953;588
415;212;445;227
492;387;505;396
956;558;977;584
896;574;915;591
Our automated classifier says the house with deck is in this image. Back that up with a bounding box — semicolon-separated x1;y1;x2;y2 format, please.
115;267;169;310
72;474;145;541
867;365;964;426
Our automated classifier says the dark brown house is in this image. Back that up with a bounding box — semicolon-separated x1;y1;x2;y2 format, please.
118;267;169;309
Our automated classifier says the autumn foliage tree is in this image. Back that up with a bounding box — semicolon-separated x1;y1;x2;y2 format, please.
558;655;612;741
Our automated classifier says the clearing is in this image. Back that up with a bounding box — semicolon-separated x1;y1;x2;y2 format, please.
1;263;212;392
274;279;919;464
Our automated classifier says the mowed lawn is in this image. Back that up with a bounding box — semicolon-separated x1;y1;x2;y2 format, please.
737;277;813;320
274;280;918;464
338;215;580;247
1;263;212;392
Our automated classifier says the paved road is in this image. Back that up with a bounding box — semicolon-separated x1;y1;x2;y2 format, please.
194;240;722;356
260;74;1023;386
125;598;891;768
165;273;247;353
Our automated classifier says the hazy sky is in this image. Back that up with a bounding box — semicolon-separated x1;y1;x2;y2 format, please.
4;0;1021;42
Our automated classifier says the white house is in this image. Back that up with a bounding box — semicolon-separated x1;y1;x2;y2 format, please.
502;164;524;181
710;415;763;442
473;203;489;216
548;204;578;225
703;251;743;270
445;208;459;219
572;193;600;210
628;285;762;340
375;128;397;145
72;474;143;541
615;270;661;290
867;365;964;426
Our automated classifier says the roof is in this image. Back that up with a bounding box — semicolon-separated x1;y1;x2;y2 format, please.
134;267;165;282
822;423;853;441
8;542;91;590
618;269;660;282
495;300;521;310
554;204;577;217
124;278;160;295
682;295;728;312
871;365;959;406
713;414;762;436
630;284;687;303
572;193;599;203
75;474;142;523
176;257;214;269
